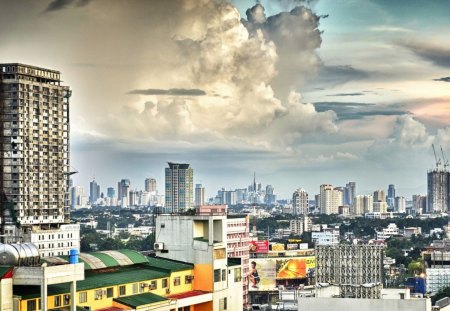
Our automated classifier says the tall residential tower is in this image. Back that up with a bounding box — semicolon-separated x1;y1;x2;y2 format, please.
0;63;79;256
165;162;193;213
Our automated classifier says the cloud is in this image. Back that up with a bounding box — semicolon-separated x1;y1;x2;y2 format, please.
44;0;93;12
398;40;450;68
433;77;450;82
369;26;413;33
313;102;407;120
128;88;206;96
311;65;371;88
242;4;323;97
393;114;429;146
326;92;365;97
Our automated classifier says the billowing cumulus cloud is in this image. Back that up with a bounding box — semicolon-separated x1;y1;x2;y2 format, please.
393;115;429;146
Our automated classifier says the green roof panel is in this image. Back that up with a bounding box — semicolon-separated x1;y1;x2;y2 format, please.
113;292;168;308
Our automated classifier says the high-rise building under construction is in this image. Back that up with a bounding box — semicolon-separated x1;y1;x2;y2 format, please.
0;63;79;256
427;145;450;213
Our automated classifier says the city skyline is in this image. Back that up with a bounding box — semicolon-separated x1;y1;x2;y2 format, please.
2;1;450;199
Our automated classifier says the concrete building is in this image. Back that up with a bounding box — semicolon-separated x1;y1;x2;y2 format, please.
264;185;276;205
344;182;356;206
106;187;115;199
316;245;385;298
226;216;250;307
373;201;387;213
373;189;386;203
312;226;339;245
165;162;194;213
117;179;130;206
413;195;427;215
376;223;400;240
292;188;308;215
195;183;205;207
145;177;157;193
427;168;449;213
395;196;406;213
154;213;242;310
319;184;343;215
89;178;100;205
387;184;396;209
0;63;79;256
290;215;312;236
70;186;84;209
353;195;373;215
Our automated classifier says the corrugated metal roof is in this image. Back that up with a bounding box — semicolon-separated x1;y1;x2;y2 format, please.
146;257;193;272
14;265;169;299
113;292;168;308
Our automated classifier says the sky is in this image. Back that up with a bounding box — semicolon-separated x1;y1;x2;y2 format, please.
1;0;450;199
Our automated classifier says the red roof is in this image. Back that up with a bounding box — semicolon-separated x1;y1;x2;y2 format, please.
167;290;210;299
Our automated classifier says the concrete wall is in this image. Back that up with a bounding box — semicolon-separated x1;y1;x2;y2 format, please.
299;298;431;311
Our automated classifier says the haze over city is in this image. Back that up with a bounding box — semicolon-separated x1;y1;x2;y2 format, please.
2;0;450;198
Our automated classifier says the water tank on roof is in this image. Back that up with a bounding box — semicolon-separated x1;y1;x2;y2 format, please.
0;243;40;266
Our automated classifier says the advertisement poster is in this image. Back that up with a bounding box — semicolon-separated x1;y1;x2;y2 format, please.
249;240;269;253
271;243;285;251
248;257;316;291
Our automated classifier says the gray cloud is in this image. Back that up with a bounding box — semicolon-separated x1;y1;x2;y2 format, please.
44;0;93;12
308;65;371;89
398;40;450;68
434;77;450;82
326;92;365;97
128;88;206;96
314;102;408;120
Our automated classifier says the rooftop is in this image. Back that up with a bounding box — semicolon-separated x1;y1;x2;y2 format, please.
113;292;168;308
146;256;194;272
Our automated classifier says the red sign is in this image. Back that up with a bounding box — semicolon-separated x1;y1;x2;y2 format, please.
249;240;269;253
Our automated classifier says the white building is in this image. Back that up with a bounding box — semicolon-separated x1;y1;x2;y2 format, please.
312;227;339;246
376;223;399;240
353;195;373;215
292;188;309;215
319;184;343;215
395;196;406;213
290;215;312;236
26;223;80;257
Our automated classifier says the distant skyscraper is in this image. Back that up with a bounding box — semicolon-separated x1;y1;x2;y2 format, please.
89;178;100;204
395;196;406;213
319;184;343;215
70;186;84;209
373;189;386;202
292;188;309;215
264;185;276;204
118;179;130;203
427;169;449;213
107;187;115;199
145;178;157;193
195;183;205;206
387;184;395;208
344;182;356;206
413;195;427;215
353;195;373;215
165;162;194;213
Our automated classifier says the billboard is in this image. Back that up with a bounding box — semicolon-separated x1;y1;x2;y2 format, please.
248;256;316;291
249;240;269;253
271;243;285;251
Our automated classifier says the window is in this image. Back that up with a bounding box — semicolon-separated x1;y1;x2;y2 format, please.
150;280;157;290
79;292;87;303
219;297;227;310
54;295;61;307
119;285;126;296
234;268;242;282
107;287;113;298
221;269;226;281
214;269;221;282
132;283;138;294
27;299;37;311
162;278;168;288
185;275;193;284
63;294;70;305
174;277;181;286
94;289;103;300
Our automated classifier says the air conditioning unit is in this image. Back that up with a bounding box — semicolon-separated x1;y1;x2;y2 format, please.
154;242;164;251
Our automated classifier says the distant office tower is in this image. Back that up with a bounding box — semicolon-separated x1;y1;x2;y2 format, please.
427;169;449;213
145;178;157;193
292;188;309;215
165;162;194;213
195;184;205;206
290;215;312;235
70;186;84;209
118;179;130;203
344;182;356;206
235;188;247;203
387;184;395;208
395;196;406;213
129;190;138;206
264;185;276;204
413;195;427;215
373;189;386;202
107;187;115;199
316;245;384;298
89;178;100;205
0;63;79;255
352;195;373;215
319;184;343;215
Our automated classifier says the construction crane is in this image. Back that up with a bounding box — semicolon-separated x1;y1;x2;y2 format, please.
441;145;449;171
432;144;441;171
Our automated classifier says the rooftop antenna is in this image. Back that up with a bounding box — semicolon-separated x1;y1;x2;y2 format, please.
432;144;441;171
441;146;449;171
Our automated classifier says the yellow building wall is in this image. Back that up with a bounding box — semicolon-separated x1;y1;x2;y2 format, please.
18;270;196;311
193;264;212;292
